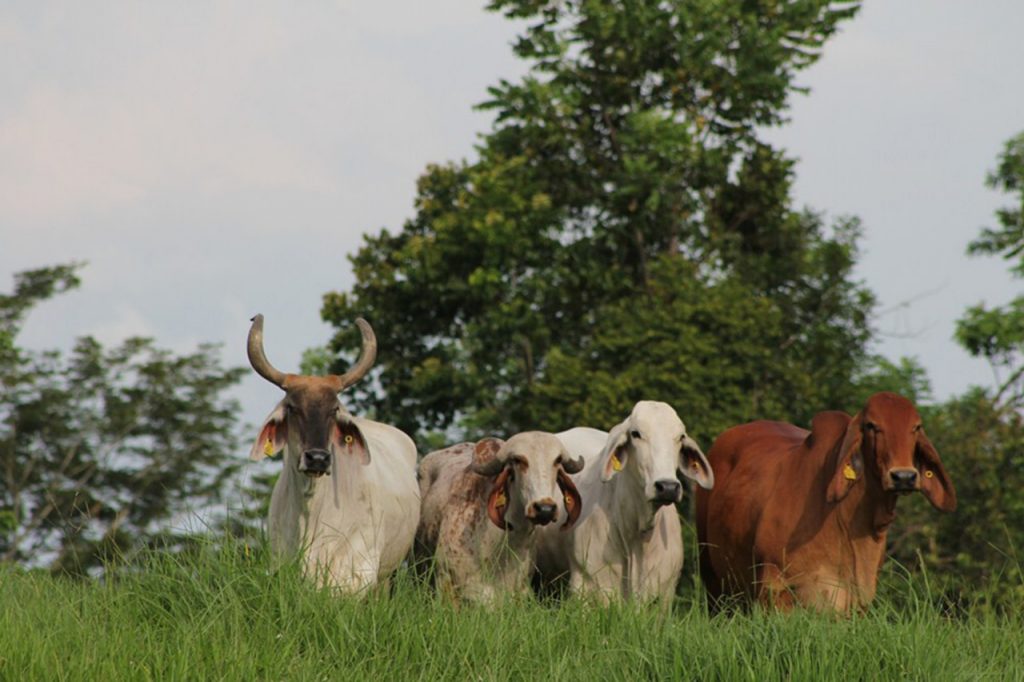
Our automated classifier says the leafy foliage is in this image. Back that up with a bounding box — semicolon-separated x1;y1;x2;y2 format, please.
321;0;871;444
967;131;1024;271
957;131;1024;407
0;265;245;575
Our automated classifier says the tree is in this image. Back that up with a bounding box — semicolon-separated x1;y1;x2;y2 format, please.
0;265;245;575
956;131;1024;408
320;1;870;445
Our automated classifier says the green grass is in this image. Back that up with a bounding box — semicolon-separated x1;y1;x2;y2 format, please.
2;543;1022;681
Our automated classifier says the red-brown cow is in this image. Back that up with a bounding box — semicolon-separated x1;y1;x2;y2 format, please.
696;392;956;612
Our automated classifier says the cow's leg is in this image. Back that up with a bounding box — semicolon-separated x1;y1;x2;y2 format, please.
320;541;381;594
698;544;724;610
570;568;615;605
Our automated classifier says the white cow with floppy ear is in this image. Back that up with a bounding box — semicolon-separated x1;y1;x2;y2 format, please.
416;432;584;604
536;401;713;604
247;314;419;593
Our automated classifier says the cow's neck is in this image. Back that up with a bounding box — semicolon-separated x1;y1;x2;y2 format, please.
830;475;899;605
610;470;658;542
277;449;360;545
501;498;536;544
481;509;535;582
493;521;535;555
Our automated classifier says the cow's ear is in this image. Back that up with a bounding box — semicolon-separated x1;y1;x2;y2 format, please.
473;437;504;468
250;404;287;461
332;414;370;465
678;435;714;490
556;468;582;530
916;429;956;512
486;467;513;530
827;415;863;503
600;423;630;482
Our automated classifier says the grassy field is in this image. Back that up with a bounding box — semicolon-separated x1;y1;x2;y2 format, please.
2;543;1022;681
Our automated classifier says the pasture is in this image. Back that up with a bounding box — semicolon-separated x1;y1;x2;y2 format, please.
2;539;1021;681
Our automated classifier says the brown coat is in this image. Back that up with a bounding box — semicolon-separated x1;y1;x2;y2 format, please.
696;392;956;612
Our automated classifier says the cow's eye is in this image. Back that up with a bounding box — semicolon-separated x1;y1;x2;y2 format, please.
863;421;877;432
630;430;642;440
913;423;922;433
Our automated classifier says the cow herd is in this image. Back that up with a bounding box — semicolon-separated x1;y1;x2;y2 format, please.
246;315;957;613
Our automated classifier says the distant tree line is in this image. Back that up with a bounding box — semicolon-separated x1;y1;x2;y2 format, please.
0;264;245;576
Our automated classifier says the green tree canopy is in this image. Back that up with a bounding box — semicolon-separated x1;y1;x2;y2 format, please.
1;265;245;575
321;0;871;445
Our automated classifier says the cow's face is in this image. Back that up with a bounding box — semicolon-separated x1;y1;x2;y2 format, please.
245;314;376;478
600;401;713;506
473;432;583;531
828;392;956;511
249;376;369;477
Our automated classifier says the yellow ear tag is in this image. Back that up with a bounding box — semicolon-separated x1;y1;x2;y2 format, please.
564;495;574;511
843;464;857;481
495;491;507;507
611;454;623;472
344;434;354;445
263;439;275;456
924;470;934;479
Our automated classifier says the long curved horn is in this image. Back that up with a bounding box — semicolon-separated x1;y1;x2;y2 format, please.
331;318;377;391
560;454;585;474
247;314;287;387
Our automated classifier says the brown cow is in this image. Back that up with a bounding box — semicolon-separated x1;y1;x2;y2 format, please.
696;392;956;612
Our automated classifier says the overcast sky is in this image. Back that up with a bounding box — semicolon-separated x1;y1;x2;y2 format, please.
3;1;1022;438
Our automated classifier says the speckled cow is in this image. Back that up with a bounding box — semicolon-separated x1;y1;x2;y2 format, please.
415;433;583;604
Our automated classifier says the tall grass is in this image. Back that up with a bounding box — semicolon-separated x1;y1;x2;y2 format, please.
2;540;1021;681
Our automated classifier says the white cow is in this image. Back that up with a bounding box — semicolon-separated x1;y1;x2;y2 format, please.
415;432;584;604
536;401;714;604
246;314;419;592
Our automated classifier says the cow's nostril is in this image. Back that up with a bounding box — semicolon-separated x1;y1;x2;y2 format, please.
890;469;917;489
653;479;681;505
301;449;331;475
530;502;557;524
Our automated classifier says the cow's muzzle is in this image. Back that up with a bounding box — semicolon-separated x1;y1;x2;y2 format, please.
652;479;681;507
888;468;918;492
527;500;557;526
299;449;331;477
